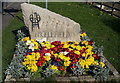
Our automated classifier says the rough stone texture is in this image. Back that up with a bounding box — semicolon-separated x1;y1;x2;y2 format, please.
21;3;81;43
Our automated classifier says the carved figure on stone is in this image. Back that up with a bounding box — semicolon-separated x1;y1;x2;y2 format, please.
30;12;41;31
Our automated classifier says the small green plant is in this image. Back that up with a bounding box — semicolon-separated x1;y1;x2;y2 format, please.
42;67;55;78
91;66;110;81
17;30;26;41
5;30;29;78
70;62;84;76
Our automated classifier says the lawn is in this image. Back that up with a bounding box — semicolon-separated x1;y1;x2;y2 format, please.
2;2;120;81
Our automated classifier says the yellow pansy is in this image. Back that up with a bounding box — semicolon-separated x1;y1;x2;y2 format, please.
81;41;88;46
76;46;81;51
21;37;30;41
64;61;71;66
61;42;67;44
40;42;45;46
53;53;58;58
51;45;55;48
74;41;79;44
68;48;73;51
46;46;51;49
86;49;92;53
82;53;86;57
78;56;95;69
31;52;35;56
22;62;27;66
45;44;51;49
45;44;51;47
74;51;80;55
92;61;99;65
63;44;69;48
86;45;93;50
29;60;37;64
31;64;38;72
45;41;50;44
87;56;94;62
85;64;89;68
99;62;105;68
63;57;70;61
86;53;92;57
33;42;38;47
81;46;86;49
70;44;76;49
22;52;40;72
26;65;31;70
78;59;85;68
66;41;71;44
43;56;51;61
80;33;87;37
51;51;54;55
26;55;32;59
58;54;65;60
30;39;35;43
50;65;58;70
36;52;40;56
34;46;38;49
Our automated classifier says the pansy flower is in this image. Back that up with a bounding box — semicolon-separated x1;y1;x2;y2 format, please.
64;61;71;66
51;61;60;67
51;41;61;46
50;65;58;70
68;42;73;44
21;37;30;41
80;32;87;37
58;66;65;71
99;62;105;68
88;40;94;46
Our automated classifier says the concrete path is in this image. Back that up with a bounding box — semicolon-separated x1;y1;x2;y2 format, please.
2;2;24;30
0;14;2;30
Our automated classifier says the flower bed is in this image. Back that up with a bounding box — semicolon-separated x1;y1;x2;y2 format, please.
5;30;119;81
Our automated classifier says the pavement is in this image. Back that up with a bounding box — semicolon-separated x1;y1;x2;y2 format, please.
0;14;1;30
1;2;24;30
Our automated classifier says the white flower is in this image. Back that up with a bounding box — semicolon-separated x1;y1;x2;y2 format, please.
64;51;69;55
26;40;31;45
36;38;46;43
30;43;34;47
60;52;64;54
28;43;34;51
28;46;34;51
45;53;51;56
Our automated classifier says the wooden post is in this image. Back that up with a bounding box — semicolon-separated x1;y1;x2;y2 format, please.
100;2;103;10
111;2;115;16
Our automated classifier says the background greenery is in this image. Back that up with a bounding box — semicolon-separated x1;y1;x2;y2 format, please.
2;2;120;81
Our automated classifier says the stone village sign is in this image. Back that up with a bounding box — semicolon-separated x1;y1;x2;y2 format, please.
21;3;81;43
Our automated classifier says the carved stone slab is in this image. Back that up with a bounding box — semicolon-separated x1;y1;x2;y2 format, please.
21;3;81;42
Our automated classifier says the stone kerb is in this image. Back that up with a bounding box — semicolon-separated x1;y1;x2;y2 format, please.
21;3;81;43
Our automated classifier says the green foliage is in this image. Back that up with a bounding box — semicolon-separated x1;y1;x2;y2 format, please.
91;66;110;81
71;62;84;76
99;11;104;16
2;12;24;80
15;41;27;56
42;67;55;78
5;30;29;78
93;46;104;56
16;30;26;41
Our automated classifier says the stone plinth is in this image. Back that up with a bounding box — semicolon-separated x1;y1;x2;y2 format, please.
21;3;81;43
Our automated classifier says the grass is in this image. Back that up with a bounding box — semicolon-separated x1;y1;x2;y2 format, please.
2;2;120;81
2;12;24;80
